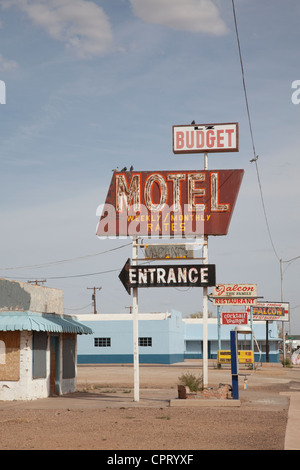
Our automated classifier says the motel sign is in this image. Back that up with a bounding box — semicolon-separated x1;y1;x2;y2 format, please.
97;169;244;237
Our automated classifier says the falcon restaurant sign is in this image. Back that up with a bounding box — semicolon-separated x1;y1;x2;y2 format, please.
252;302;289;322
211;283;257;305
173;123;239;154
119;259;216;294
96;169;244;238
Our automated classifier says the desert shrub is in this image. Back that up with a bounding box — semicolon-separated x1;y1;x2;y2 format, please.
178;372;203;392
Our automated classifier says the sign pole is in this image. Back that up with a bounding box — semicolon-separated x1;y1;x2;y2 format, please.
132;235;139;401
217;306;221;368
203;236;208;387
230;330;239;400
250;307;254;351
217;306;221;352
266;320;269;362
203;152;209;388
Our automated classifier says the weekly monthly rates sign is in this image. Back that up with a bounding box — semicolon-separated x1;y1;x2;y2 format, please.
173;123;239;154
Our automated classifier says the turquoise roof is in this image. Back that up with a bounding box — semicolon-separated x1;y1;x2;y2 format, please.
0;311;93;335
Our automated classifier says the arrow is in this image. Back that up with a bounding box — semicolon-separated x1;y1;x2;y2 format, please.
118;258;131;294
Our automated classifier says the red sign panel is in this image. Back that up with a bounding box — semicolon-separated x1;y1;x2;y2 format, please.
96;169;244;238
173;123;239;154
222;312;248;325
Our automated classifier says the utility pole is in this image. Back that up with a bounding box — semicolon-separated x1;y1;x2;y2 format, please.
87;286;102;314
27;280;47;286
280;259;286;367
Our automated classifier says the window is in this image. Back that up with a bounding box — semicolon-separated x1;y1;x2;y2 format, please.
0;340;5;364
63;335;76;379
139;337;152;347
94;337;111;347
33;332;47;379
0;331;20;381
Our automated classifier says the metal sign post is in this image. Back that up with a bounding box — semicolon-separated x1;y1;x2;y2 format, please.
132;236;139;402
202;235;209;387
202;152;209;388
230;330;239;400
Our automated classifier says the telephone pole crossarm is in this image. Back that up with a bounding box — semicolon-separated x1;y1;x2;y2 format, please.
87;286;102;314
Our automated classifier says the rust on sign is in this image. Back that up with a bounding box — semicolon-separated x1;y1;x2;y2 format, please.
96;169;244;238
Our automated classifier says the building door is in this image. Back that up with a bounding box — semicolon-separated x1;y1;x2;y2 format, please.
208;341;211;359
50;336;60;396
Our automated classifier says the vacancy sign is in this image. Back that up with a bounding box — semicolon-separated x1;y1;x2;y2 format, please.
173;123;239;154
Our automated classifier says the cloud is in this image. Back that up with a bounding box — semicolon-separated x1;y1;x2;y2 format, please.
129;0;228;35
0;0;113;58
0;53;18;70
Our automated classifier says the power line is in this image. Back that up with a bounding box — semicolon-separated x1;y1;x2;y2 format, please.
252;160;280;261
283;255;300;264
2;257;158;282
232;0;256;160
0;242;131;271
65;303;93;312
1;267;121;281
232;0;280;261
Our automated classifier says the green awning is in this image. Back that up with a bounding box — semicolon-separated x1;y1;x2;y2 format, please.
0;311;93;334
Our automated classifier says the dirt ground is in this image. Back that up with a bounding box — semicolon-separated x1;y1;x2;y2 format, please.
0;361;299;451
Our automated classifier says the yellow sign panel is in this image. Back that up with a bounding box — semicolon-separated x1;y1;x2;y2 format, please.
218;350;254;364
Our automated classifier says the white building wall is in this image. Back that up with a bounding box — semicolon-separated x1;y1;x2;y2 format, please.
0;331;49;401
0;331;77;401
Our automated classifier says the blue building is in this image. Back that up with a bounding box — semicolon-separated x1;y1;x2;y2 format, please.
183;317;279;362
76;310;280;364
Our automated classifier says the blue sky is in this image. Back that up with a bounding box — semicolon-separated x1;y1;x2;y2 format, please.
0;0;300;333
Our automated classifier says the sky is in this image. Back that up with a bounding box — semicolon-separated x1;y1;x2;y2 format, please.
0;0;300;333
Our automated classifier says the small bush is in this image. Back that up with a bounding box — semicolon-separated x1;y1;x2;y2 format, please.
178;372;203;392
281;358;292;368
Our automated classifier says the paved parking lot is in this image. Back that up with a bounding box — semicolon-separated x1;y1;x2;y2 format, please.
0;361;299;450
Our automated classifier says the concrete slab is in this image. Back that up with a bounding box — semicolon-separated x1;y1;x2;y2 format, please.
281;391;300;450
170;398;240;407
